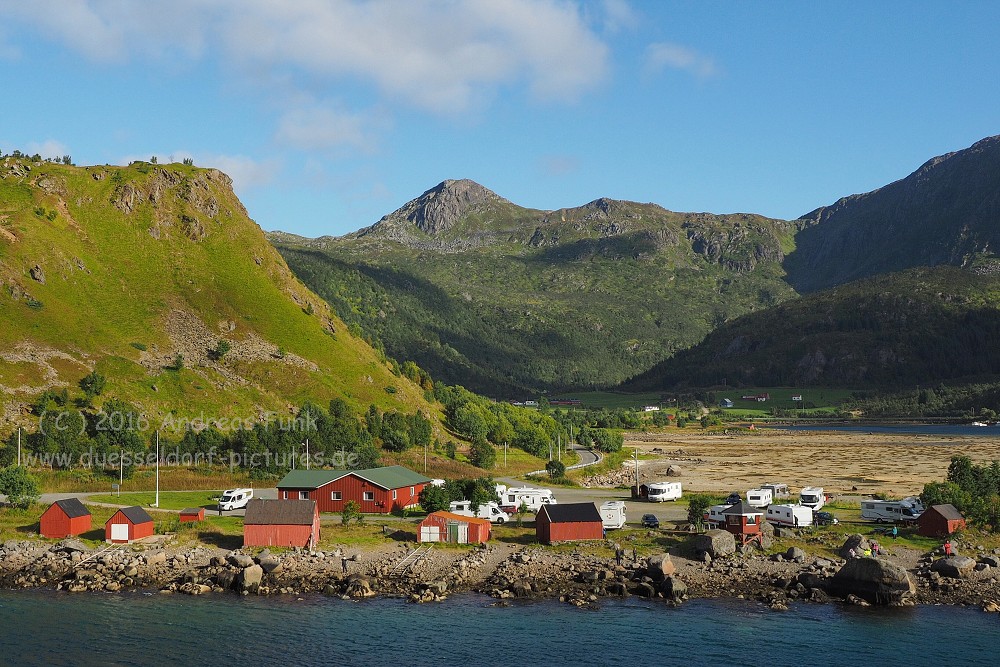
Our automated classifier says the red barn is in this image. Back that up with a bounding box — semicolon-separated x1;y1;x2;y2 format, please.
179;507;205;523
536;503;604;545
276;466;430;514
722;502;764;545
243;499;319;549
418;511;491;544
105;506;154;544
39;498;92;538
918;504;967;537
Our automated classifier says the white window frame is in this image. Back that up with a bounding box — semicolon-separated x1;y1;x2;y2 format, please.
392;489;397;500
331;491;342;501
298;491;308;500
363;491;374;502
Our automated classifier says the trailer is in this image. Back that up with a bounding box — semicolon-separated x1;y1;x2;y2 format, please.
702;504;732;528
499;486;557;513
746;488;774;508
646;481;682;502
449;500;510;524
600;501;627;529
861;499;922;523
799;487;825;511
765;504;814;528
761;483;790;499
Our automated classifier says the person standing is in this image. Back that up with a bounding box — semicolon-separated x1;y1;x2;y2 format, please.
944;540;952;556
342;555;349;574
891;525;898;540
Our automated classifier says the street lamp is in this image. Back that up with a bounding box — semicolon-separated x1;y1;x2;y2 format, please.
301;438;310;470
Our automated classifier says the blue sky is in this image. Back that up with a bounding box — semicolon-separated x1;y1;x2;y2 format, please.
1;1;998;237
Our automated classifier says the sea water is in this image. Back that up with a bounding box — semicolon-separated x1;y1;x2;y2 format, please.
1;590;997;666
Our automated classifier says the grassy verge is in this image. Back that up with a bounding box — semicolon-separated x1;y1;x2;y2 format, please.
87;490;224;511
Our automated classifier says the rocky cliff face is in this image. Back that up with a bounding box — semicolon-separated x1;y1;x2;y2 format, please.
785;135;1000;292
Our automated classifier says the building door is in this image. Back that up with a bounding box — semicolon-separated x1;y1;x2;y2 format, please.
457;523;469;544
447;521;459;543
420;526;439;542
110;523;129;542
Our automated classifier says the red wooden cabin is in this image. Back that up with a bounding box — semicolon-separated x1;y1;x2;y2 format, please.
722;502;764;545
536;503;604;544
418;511;491;544
277;466;430;514
179;507;205;523
243;499;320;549
105;506;155;544
918;504;967;537
39;498;92;538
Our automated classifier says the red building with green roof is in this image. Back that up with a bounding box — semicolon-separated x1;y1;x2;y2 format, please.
276;465;431;514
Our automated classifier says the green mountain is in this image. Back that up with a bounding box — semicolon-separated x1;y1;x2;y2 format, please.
272;179;799;396
628;264;1000;389
0;157;436;431
786;135;1000;293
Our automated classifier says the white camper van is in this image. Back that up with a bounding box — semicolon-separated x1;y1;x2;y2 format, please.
861;499;922;523
746;488;774;508
765;504;814;528
762;483;790;499
500;486;557;513
218;488;253;511
799;487;825;510
703;504;731;528
600;501;627;530
646;482;682;502
449;500;510;523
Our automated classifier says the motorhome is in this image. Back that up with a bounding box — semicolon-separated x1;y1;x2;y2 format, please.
218;488;253;511
646;482;683;502
765;504;814;528
861;499;922;523
449;500;510;524
799;487;825;510
703;504;732;528
600;501;627;530
499;486;557;513
746;488;774;508
761;483;790;500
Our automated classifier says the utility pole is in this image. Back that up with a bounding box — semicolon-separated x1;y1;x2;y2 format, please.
305;438;310;470
153;431;160;508
17;427;21;467
633;447;640;495
504;441;508;468
424;438;427;473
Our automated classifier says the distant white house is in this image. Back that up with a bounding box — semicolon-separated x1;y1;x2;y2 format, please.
643;405;660;412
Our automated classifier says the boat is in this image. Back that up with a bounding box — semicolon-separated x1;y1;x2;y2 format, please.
971;421;989;427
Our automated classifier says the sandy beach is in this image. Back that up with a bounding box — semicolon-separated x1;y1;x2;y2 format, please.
625;428;1000;498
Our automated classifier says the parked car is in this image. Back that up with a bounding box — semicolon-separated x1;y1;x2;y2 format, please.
814;511;839;526
641;513;660;529
725;492;742;505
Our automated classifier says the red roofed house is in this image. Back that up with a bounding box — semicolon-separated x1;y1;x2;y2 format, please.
722;501;764;545
536;503;604;545
418;511;491;544
179;507;205;523
105;506;155;544
39;498;92;538
918;504;967;537
244;499;320;549
276;466;430;514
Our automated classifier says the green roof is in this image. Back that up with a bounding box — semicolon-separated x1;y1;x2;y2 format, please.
277;465;430;491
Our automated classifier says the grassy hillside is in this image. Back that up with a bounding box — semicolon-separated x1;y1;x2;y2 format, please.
0;157;436;431
628;264;1000;390
274;180;799;396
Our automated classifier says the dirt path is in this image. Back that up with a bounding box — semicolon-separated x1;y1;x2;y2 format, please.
625;428;1000;497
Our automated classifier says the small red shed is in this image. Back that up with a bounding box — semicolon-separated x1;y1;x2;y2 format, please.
105;506;155;544
722;501;764;545
39;498;92;538
918;504;967;537
179;507;205;523
276;466;430;514
418;511;491;544
243;499;319;549
536;503;604;545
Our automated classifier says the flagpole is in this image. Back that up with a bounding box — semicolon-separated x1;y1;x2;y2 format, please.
154;431;160;508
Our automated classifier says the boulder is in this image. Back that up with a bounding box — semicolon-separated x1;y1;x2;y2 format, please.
659;576;687;601
785;547;807;562
237;564;263;594
228;553;255;569
829;557;916;605
259;556;283;575
931;556;977;579
693;530;736;558
422;580;448;595
632;582;656;598
214;570;237;590
646;553;676;579
838;534;871;559
979;555;1000;569
345;574;375;598
665;465;682;477
53;539;89;554
144;551;167;566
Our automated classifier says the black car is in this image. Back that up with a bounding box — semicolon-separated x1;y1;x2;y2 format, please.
725;492;742;505
641;513;660;528
814;511;839;526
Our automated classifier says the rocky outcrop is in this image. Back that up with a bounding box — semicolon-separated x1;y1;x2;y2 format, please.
837;534;871;559
931;556;976;579
829;557;916;605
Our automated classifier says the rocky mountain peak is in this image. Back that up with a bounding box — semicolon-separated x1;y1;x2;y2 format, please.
383;178;508;235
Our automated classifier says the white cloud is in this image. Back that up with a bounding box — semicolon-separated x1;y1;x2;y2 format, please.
25;139;71;160
599;0;638;33
645;42;718;79
0;0;609;112
275;104;386;154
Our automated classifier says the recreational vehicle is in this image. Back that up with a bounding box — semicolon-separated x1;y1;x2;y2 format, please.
799;487;825;511
646;482;683;502
761;483;790;499
500;486;557;513
746;488;774;508
449;500;510;524
703;504;732;528
860;499;922;523
765;504;814;528
600;501;627;530
218;488;253;511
